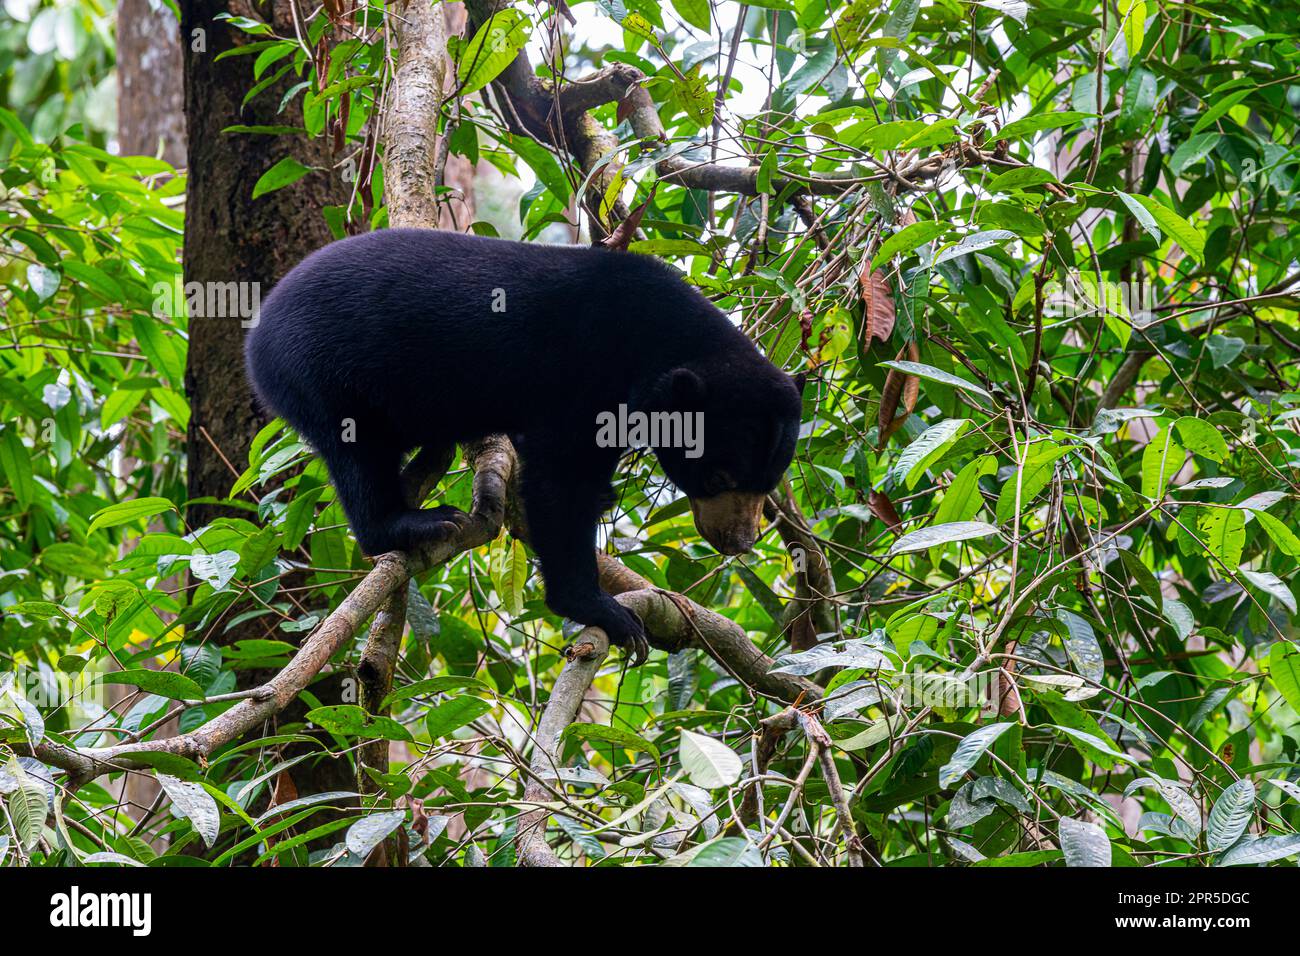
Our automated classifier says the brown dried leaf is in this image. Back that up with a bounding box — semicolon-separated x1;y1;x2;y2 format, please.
878;365;904;443
270;769;298;808
901;339;920;413
600;182;658;252
877;340;920;448
314;37;331;94
869;490;902;531
860;269;896;345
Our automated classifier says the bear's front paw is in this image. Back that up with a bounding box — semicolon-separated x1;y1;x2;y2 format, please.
594;599;649;666
402;506;474;557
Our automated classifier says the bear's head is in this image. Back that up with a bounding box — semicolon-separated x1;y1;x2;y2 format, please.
651;366;805;555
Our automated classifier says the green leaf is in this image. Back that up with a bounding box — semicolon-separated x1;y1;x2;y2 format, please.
1140;427;1183;500
1170;133;1221;174
1126;776;1201;831
622;12;658;44
563;722;660;760
307;705;414;741
251;157;312;199
345;810;406;858
686;837;762;866
102;670;205;701
1117;191;1162;243
850;120;927;152
26;263;60;301
756;148;777;194
382;676;494;710
1253;510;1300;558
890;418;972;489
679;729;742;788
6;601;64;619
933;230;1016;266
215;13;273;35
934;455;997;525
1198;507;1245;571
986;166;1060;193
890;520;999;555
489;536;528;617
0;426;34;508
7;779;49;851
997;111;1092;141
671;0;711;31
156;773;220;848
1118;548;1163;610
1268;643;1300;711
995;442;1072;523
1219;833;1300;866
1117;0;1146;62
1207;779;1255;852
1190;88;1252;135
676;64;714;127
975;202;1046;238
1128;194;1205;262
457;8;532;96
87;496;179;536
939;723;1015;787
872;220;949;269
1059;817;1111;866
1240;570;1296;615
424;696;492;740
1056;609;1104;683
878;362;990;398
1173;416;1227;462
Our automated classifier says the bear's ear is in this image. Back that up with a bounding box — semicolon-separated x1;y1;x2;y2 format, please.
670;368;707;405
792;372;807;395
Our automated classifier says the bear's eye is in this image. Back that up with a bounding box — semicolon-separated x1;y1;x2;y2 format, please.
704;472;735;496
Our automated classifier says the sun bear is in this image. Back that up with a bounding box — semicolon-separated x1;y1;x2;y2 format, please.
245;229;804;662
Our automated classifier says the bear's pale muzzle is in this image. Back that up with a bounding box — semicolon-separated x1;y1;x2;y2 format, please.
690;492;766;555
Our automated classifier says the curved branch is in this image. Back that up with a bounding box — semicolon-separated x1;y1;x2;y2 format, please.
515;632;610;867
31;438;516;790
596;553;821;704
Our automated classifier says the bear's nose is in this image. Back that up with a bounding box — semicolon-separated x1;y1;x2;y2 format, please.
690;492;765;555
706;527;757;555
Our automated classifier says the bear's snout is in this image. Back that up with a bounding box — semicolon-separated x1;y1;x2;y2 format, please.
690;492;766;555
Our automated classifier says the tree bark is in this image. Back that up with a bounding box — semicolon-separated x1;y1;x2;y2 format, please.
117;0;186;163
178;0;355;818
180;0;348;530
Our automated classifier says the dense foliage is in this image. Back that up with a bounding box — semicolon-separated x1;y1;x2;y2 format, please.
2;0;1299;867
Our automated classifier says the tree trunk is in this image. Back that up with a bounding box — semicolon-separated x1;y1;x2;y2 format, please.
178;1;356;822
117;0;186;163
180;0;347;529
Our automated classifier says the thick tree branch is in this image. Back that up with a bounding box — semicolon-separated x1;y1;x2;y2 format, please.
30;439;516;790
515;633;610;867
596;552;821;704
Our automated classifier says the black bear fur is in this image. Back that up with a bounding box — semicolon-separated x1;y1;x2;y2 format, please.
245;229;803;661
